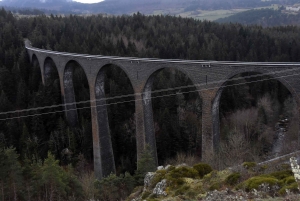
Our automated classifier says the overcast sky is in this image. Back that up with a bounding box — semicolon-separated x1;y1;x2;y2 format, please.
73;0;104;3
0;0;104;2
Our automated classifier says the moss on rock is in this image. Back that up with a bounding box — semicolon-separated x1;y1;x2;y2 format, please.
167;166;199;179
150;169;167;188
237;175;279;191
174;184;190;195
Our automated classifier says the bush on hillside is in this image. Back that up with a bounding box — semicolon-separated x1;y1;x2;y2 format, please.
237;175;279;191
242;162;257;170
193;163;213;178
167;166;199;179
225;172;241;186
94;172;136;201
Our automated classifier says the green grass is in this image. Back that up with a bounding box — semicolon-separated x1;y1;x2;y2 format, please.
150;5;280;21
150;8;248;21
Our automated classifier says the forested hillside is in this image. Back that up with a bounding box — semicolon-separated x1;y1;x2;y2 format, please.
0;0;298;14
0;7;300;200
27;12;300;61
217;8;300;26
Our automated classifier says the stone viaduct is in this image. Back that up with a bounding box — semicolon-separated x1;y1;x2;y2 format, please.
25;40;300;180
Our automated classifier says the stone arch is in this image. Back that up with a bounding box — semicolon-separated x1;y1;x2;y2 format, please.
94;62;136;109
111;61;136;85
142;66;201;165
94;63;136;177
143;66;199;89
30;53;42;92
44;57;60;86
212;69;300;151
63;60;90;127
32;54;39;66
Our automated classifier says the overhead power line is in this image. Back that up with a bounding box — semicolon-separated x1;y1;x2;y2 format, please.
0;67;298;116
0;68;299;121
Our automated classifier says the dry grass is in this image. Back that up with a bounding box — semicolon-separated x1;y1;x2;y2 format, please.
78;171;98;200
164;152;201;167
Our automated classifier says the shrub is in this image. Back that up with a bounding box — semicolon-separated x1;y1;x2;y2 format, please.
193;163;213;178
165;152;200;166
147;199;159;201
150;169;167;188
242;162;257;170
280;164;291;170
225;172;241;186
165;165;175;172
165;177;185;189
141;191;151;199
167;166;199;179
203;170;217;181
282;176;296;185
175;184;190;195
186;190;198;198
135;145;156;185
209;182;222;191
94;172;136;201
278;182;299;195
258;165;268;172
269;170;293;180
148;193;158;199
238;176;279;191
236;170;294;195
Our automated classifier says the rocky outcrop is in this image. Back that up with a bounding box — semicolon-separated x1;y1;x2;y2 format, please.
153;179;167;196
129;161;300;201
290;157;300;189
131;166;169;201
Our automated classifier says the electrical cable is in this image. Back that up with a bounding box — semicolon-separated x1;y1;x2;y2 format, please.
0;67;299;116
0;69;299;121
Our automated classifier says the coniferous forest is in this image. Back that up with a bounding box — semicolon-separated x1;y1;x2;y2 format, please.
216;8;300;27
1;8;300;200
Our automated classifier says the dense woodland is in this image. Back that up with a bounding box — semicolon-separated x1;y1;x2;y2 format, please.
0;8;300;200
217;8;300;27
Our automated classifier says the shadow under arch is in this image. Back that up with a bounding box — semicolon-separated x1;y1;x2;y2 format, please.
32;54;39;66
212;70;300;153
63;60;90;127
143;66;202;165
44;57;60;86
30;54;42;92
94;63;136;176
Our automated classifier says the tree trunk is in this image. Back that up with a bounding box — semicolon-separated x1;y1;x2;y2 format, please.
1;182;4;201
13;182;17;201
26;183;31;201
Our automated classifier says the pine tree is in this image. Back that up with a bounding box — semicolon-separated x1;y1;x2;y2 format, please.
0;90;12;113
4;147;23;201
20;124;31;160
22;157;34;201
0;148;8;201
41;152;67;201
135;145;156;185
16;79;28;110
